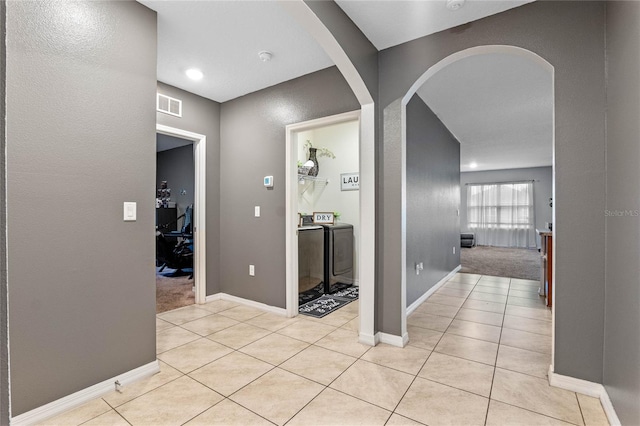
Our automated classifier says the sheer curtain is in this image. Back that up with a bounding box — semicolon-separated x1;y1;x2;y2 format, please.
467;182;536;248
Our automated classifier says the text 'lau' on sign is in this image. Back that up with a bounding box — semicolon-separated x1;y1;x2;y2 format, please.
340;172;359;191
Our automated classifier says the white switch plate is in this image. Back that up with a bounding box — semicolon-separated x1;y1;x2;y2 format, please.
123;202;136;221
255;206;260;217
453;246;456;254
249;264;255;276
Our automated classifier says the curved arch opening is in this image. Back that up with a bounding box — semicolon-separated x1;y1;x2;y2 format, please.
398;45;555;360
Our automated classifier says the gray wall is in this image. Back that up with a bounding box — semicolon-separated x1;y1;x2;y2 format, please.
604;2;640;424
156;82;221;296
6;2;157;416
460;167;553;248
219;67;359;307
0;1;8;423
157;144;195;221
378;1;606;382
406;96;460;307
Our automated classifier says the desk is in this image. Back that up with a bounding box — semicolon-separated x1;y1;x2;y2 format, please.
537;229;553;307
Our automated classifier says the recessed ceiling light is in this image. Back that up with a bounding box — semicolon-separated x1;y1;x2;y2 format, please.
469;162;478;169
185;68;203;81
446;0;466;11
258;51;273;62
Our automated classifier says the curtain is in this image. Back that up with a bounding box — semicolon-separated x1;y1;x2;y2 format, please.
467;182;536;248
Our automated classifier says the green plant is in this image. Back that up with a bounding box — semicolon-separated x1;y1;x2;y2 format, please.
334;211;341;219
305;140;336;159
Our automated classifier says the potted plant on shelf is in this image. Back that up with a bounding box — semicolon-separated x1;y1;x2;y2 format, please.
303;140;335;177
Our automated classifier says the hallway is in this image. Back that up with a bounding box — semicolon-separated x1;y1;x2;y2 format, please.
41;274;608;425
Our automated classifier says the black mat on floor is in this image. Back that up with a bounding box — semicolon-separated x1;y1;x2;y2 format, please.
299;295;354;318
298;282;353;306
299;285;359;318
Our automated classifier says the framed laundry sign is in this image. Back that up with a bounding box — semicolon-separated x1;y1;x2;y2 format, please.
340;172;359;191
313;212;334;224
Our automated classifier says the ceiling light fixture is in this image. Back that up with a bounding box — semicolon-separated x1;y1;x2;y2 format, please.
258;51;273;62
469;162;478;169
185;68;203;81
446;0;466;11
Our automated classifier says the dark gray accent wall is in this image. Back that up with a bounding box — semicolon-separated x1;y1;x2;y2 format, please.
406;96;460;307
0;1;8;423
604;2;640;424
6;2;157;416
219;67;359;307
156;144;195;221
378;1;606;382
156;82;221;296
460;167;553;248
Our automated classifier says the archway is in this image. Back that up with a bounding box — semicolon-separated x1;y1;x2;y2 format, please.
394;45;555;354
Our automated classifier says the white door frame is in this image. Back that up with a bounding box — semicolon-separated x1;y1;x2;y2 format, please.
285;110;374;335
156;124;207;305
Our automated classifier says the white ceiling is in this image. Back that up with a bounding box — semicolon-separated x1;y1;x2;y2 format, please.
139;1;334;103
140;0;547;172
335;0;535;50
417;52;553;172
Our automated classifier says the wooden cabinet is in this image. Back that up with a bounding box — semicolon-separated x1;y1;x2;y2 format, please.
538;230;553;307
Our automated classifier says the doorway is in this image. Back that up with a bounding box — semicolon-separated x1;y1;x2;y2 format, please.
285;110;363;323
156;124;207;311
156;134;195;312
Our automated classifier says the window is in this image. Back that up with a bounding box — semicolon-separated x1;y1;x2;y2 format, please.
467;182;536;248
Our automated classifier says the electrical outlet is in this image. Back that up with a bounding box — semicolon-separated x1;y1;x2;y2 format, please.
415;262;424;275
254;206;260;217
249;264;255;276
453;246;456;254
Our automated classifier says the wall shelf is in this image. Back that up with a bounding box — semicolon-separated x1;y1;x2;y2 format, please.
298;174;329;195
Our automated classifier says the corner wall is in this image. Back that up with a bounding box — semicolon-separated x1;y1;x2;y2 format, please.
6;2;157;415
604;1;640;423
156;82;221;296
406;96;460;306
219;67;359;307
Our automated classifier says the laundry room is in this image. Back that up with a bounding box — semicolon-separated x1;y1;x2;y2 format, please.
295;119;360;312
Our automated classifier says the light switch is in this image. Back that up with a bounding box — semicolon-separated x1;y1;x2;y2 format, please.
255;206;260;217
123;202;136;221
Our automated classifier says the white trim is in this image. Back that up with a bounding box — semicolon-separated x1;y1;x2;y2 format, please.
400;101;408;341
11;361;159;426
285;110;366;322
406;266;461;316
156;124;207;305
357;103;376;344
205;293;222;303
377;332;409;348
548;366;621;426
207;292;287;317
358;332;378;346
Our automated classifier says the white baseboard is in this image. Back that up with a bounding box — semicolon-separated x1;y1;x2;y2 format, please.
376;331;409;348
204;293;222;303
358;332;378;346
548;366;621;426
205;292;287;316
11;360;160;426
406;265;461;316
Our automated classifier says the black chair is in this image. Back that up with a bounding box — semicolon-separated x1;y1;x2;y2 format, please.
156;205;194;277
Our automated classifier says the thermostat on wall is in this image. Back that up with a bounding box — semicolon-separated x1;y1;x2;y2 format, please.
263;176;274;188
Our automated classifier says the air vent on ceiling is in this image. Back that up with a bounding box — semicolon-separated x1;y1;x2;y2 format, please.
157;93;182;117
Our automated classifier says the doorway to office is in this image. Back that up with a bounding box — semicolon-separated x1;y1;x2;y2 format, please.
155;125;207;312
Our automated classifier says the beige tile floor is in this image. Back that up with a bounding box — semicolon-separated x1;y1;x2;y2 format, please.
41;274;610;426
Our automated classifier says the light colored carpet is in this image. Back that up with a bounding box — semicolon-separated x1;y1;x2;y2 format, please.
156;271;194;313
461;246;541;280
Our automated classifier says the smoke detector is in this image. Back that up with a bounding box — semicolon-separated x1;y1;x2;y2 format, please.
258;51;273;62
446;0;466;11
